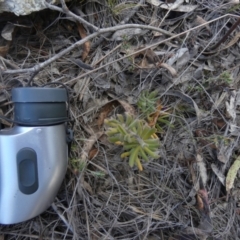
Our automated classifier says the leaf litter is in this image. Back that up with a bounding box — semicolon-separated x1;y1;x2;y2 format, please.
0;0;240;239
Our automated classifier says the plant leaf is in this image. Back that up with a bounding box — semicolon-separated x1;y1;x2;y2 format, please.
77;22;91;61
226;155;240;194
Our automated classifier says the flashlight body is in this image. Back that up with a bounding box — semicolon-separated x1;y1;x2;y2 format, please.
0;124;68;224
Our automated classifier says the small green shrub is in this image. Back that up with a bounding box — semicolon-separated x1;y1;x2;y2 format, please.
105;114;160;171
137;90;159;116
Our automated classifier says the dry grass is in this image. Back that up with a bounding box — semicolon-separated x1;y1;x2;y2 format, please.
0;0;240;239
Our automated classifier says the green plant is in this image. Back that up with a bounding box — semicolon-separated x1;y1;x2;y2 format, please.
112;3;137;15
122;35;131;50
105;114;160;171
219;71;232;84
227;3;240;13
107;0;117;8
205;71;232;85
70;158;86;172
137;90;172;131
137;90;159;116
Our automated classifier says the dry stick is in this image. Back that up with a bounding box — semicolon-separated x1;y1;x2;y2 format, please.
159;0;184;27
120;0;144;25
63;13;239;86
51;202;75;234
3;14;239;79
209;16;240;51
92;43;122;67
46;1;98;31
3;24;174;76
92;0;145;49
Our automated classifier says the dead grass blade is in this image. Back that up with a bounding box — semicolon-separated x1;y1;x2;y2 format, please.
128;205;162;221
159;62;177;77
79;131;103;165
211;164;225;185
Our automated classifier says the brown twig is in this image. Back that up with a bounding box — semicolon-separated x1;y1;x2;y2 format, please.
210;17;240;51
2;13;239;81
63;14;239;85
2;24;174;76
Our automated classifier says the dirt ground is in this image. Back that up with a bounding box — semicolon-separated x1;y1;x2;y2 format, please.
0;0;240;239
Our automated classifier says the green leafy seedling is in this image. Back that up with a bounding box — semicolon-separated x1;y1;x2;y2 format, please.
105;114;160;171
137;90;172;132
137;90;159;116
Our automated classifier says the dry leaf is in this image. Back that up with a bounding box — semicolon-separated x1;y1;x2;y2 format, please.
111;28;145;41
212;118;226;129
226;90;237;120
226;155;240;194
97;99;135;128
196;192;204;211
0;44;9;57
80;131;103;165
217;152;227;163
196;189;212;233
97;100;119;127
1;23;15;41
167;48;190;67
150;5;162;37
133;48;160;68
81;179;93;194
194;16;211;33
118;99;136;115
134;48;159;64
147;0;198;12
159;63;177;77
139;57;149;68
77;22;91;61
226;90;237;134
196;154;207;187
88;147;98;160
176;49;190;68
211;164;225;186
217;137;235;163
148;104;162;127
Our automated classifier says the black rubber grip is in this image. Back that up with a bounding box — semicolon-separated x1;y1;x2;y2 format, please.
17;148;39;195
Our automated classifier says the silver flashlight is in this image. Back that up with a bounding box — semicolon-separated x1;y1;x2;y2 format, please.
0;87;69;224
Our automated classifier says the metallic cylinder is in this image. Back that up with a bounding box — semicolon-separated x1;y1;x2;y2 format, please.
0;124;68;224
